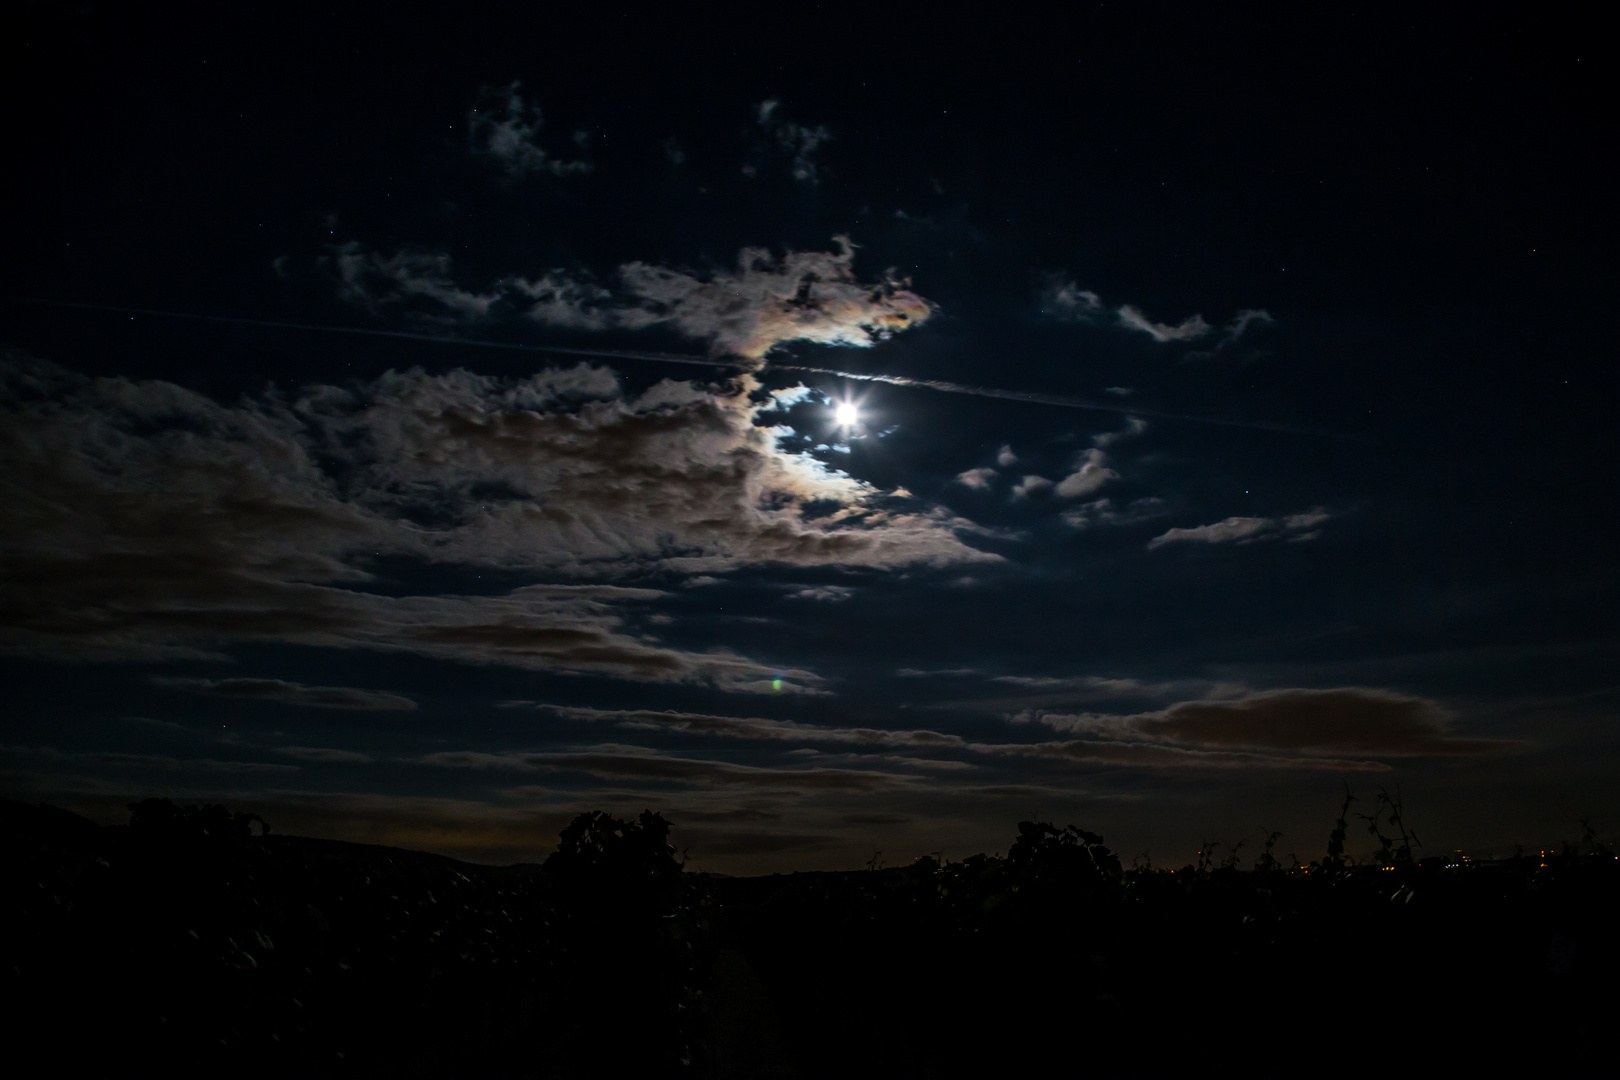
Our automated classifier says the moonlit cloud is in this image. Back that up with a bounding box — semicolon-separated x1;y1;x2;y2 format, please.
0;354;993;684
1116;305;1212;343
788;585;856;602
1148;507;1331;549
609;237;930;362
325;237;932;365
1091;417;1148;447
955;467;998;490
1053;448;1119;498
1039;275;1271;349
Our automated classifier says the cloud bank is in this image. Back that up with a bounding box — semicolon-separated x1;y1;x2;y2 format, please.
0;353;992;684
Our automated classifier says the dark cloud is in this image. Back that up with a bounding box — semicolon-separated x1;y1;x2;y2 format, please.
970;738;1388;771
1006;688;1518;767
153;677;416;711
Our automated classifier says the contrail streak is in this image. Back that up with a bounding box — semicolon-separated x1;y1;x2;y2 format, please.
771;364;1374;442
5;296;1371;441
1;296;742;370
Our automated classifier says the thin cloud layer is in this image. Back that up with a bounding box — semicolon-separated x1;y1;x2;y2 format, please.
418;745;906;791
152;677;417;711
541;705;965;747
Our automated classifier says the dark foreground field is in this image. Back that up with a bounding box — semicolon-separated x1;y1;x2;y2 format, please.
4;798;1614;1077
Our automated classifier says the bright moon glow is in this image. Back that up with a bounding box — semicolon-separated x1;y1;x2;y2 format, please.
834;402;860;427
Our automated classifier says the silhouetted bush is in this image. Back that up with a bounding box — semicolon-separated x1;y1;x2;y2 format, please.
3;798;1616;1078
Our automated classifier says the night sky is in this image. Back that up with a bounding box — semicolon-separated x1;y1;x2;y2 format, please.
3;4;1615;873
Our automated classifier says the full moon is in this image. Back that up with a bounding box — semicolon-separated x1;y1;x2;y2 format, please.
835;402;860;427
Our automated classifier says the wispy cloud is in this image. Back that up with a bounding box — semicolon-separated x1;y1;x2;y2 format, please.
153;677;416;711
1091;417;1147;448
467;81;591;178
750;99;832;183
787;585;855;602
1148;507;1330;549
1039;274;1272;350
1115;305;1212;343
